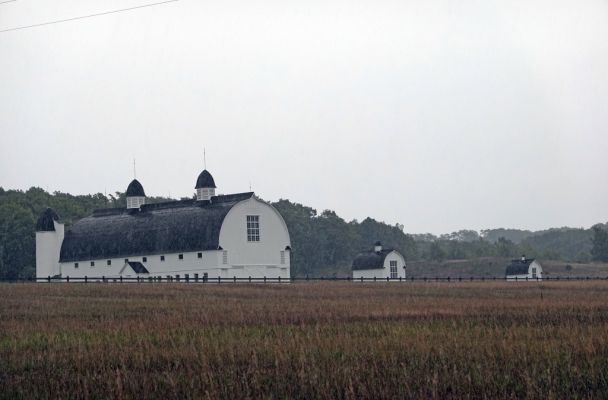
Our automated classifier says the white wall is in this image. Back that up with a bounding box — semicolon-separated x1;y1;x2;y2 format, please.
36;221;64;278
218;197;291;278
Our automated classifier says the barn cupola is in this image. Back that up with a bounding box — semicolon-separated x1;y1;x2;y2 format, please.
374;241;383;253
126;179;146;209
195;169;217;201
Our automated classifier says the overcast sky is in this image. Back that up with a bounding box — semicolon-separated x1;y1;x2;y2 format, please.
1;0;607;234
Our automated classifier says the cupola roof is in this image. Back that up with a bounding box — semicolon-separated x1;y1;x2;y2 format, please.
195;170;217;189
36;208;60;231
126;179;146;197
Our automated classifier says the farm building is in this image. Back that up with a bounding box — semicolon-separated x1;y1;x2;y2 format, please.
352;242;406;280
36;169;291;281
505;256;543;281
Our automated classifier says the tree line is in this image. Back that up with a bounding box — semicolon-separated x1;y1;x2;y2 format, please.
1;187;607;279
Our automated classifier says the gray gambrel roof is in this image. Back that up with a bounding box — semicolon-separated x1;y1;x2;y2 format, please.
352;248;396;270
505;258;535;275
59;192;254;262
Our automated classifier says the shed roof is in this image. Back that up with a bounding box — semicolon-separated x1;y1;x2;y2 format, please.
59;192;254;262
505;258;535;275
352;248;396;270
127;261;149;274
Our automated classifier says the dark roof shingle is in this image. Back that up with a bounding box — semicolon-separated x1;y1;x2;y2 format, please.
505;258;535;275
59;192;254;262
352;248;395;270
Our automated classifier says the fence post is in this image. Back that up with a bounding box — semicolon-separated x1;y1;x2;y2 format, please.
249;276;252;283
85;276;88;283
233;276;237;283
47;276;51;283
264;276;267;283
218;276;221;284
399;276;402;282
279;276;281;283
66;276;69;283
360;276;363;283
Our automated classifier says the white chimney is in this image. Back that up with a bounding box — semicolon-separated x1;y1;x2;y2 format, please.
374;241;382;253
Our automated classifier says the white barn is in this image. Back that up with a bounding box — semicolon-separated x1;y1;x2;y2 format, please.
36;169;291;281
352;242;406;280
505;256;543;281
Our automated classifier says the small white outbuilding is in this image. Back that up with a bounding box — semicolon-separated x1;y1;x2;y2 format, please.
352;241;406;280
505;256;543;281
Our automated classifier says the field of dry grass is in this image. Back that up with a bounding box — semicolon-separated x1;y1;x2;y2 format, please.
1;282;608;399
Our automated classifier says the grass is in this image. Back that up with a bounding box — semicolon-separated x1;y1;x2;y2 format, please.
1;282;608;399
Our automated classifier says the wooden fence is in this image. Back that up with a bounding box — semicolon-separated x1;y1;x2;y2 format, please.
0;275;605;283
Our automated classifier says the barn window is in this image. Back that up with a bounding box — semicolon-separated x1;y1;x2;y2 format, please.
142;257;147;262
389;261;398;279
247;215;260;242
74;262;79;269
90;261;95;267
222;251;228;264
107;260;111;266
198;252;202;259
160;255;165;262
280;251;285;264
178;254;184;260
124;258;129;263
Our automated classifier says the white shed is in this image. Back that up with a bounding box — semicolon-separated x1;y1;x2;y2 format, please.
352;242;406;280
506;256;543;281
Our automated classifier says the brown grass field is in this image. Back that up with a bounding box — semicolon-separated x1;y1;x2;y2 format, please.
1;282;608;399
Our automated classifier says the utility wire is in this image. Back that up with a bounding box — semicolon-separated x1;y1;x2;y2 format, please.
0;0;178;33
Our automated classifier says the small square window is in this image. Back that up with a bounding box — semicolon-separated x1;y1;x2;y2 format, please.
74;262;79;269
142;257;147;262
197;252;202;259
125;259;129;263
90;261;95;267
107;260;111;266
160;255;165;262
222;251;228;265
179;254;184;260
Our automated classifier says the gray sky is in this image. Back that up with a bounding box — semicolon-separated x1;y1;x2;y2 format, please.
1;0;607;234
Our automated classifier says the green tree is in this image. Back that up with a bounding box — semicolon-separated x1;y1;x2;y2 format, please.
591;225;608;262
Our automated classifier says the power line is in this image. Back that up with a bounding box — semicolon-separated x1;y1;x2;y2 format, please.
0;0;179;33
